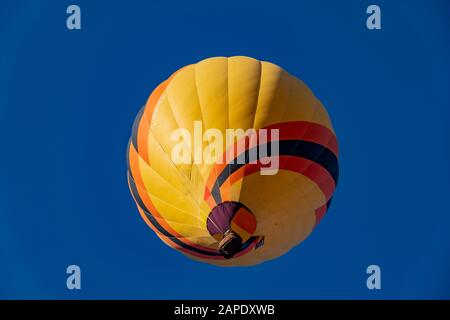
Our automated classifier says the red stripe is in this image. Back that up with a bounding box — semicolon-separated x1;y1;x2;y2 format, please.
264;121;338;156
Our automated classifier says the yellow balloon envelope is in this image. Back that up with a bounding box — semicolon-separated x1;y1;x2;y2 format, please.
127;56;339;266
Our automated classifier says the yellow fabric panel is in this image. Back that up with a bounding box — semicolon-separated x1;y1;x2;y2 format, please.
227;56;262;130
194;57;229;132
228;178;244;202
194;57;230;193
164;64;214;190
188;162;210;206
137;155;209;229
149;92;193;179
251;61;292;129
158;220;217;247
148;122;211;211
236;170;321;262
165;64;204;132
145;129;186;193
280;76;334;132
311;99;334;133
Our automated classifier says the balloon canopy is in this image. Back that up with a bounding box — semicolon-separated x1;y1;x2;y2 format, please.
127;56;339;266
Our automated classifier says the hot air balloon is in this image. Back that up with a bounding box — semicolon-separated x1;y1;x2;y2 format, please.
127;56;339;266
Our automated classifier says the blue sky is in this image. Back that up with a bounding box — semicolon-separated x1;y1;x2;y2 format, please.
0;0;449;299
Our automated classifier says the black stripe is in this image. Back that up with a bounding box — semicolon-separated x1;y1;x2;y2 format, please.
131;106;145;152
211;140;339;202
126;139;132;172
211;183;223;204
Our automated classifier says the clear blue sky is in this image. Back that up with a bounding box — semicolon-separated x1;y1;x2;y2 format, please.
1;0;449;299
